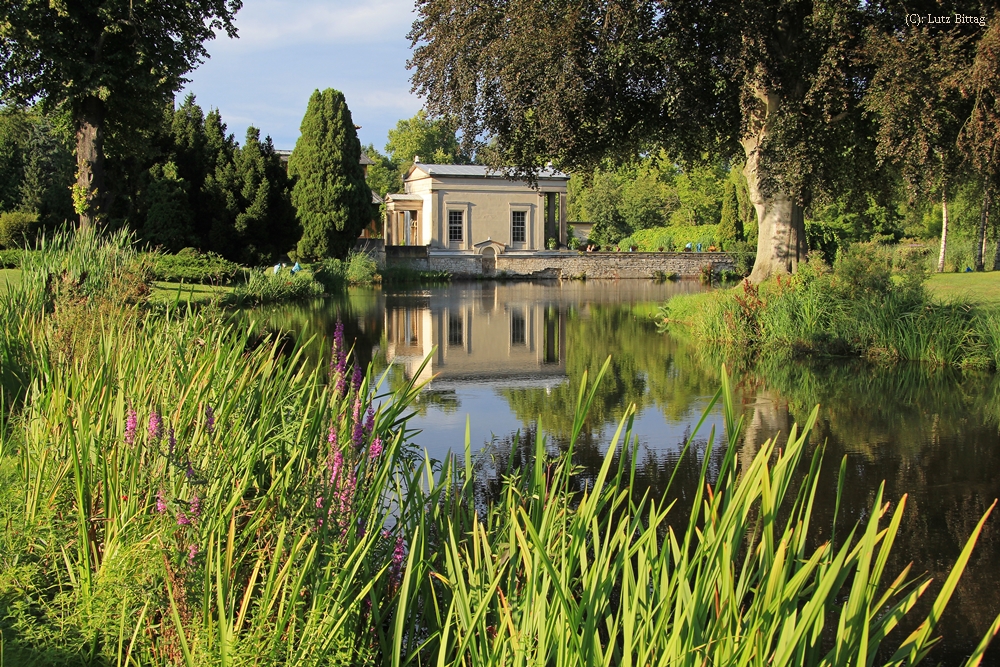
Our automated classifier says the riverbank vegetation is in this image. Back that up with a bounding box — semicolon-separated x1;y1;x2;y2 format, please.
1;231;998;665
661;245;1000;369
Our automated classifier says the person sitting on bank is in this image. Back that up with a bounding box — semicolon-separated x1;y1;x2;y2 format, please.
684;242;693;252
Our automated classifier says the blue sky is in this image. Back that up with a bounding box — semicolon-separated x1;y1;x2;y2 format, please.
181;0;423;153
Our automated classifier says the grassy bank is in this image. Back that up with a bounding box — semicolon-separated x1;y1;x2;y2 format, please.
662;245;1000;369
1;230;998;665
927;272;1000;306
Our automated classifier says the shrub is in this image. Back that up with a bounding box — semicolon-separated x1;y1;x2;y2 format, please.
149;248;243;284
223;267;324;307
0;248;24;268
0;211;40;249
345;250;380;285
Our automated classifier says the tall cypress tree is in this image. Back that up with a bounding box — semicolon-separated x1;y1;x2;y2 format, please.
716;178;743;248
289;89;370;260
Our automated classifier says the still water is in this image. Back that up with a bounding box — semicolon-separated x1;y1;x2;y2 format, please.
257;280;1000;665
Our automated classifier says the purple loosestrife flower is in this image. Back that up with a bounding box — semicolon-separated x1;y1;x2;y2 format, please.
189;494;200;518
351;364;362;393
364;406;375;436
327;424;336;445
124;408;138;445
177;512;190;526
351;398;364;449
391;535;406;584
370;436;383;459
155;490;167;514
148;411;162;442
330;449;343;486
316;495;325;509
204;405;215;435
188;543;198;565
168;427;176;457
186;461;195;480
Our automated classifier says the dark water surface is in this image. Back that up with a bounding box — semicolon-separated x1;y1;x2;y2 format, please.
257;281;1000;664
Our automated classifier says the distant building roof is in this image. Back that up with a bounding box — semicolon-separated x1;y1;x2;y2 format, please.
409;163;569;180
372;190;383;205
360;152;375;165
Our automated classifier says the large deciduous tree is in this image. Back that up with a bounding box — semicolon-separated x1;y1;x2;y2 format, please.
864;28;970;273
0;0;241;227
289;89;372;260
409;0;876;281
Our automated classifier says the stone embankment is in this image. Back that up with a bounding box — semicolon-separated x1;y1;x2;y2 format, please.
383;247;737;279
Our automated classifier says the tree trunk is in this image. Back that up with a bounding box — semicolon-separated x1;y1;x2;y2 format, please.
742;88;807;284
74;96;106;228
975;182;990;271
937;187;949;273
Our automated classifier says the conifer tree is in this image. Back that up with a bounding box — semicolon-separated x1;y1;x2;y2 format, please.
717;179;743;249
289;89;371;260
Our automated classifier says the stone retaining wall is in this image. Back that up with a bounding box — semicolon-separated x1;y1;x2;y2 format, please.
386;251;736;279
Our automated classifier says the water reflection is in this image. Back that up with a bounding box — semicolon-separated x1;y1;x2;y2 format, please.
255;281;999;664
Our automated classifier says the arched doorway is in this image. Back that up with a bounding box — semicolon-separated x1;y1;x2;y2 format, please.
481;246;496;275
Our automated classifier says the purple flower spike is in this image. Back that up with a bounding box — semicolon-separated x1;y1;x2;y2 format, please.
204;405;215;435
186;462;195;480
364;406;375;436
189;494;201;518
188;543;198;565
352;405;364;450
168;427;176;457
148;411;162;441
155;490;167;514
327;424;336;445
370;436;383;459
124;408;138;445
316;495;325;509
351;364;363;392
177;512;190;526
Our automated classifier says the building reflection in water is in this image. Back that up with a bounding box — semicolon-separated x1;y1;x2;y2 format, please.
384;284;568;390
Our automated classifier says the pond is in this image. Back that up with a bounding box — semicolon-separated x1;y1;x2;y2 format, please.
256;280;1000;665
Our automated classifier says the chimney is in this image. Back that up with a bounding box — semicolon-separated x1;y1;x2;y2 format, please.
414;155;420;163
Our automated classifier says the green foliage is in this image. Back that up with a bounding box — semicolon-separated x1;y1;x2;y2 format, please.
661;244;1000;369
290;89;373;260
0;210;39;248
0;231;997;665
385;110;464;173
0;0;241;222
717;178;743;247
139;161;194;251
380;266;452;285
0;248;27;268
223;268;325;307
619;224;719;252
149;248;243;284
0;106;74;228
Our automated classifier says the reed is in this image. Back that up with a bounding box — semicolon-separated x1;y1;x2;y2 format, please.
1;230;998;665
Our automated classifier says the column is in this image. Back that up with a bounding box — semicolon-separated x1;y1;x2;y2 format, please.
559;192;567;246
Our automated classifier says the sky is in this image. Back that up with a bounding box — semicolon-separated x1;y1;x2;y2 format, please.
180;0;423;153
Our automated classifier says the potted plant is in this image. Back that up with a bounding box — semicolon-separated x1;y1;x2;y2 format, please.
546;238;558;250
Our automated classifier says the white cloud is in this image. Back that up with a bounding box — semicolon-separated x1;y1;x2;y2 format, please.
210;0;416;51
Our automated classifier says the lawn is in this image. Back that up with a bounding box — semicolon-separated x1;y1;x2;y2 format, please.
926;272;1000;306
149;280;231;305
0;268;21;292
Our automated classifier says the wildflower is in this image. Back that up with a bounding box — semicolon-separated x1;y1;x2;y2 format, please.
330;449;343;486
370;436;383;459
364;406;375;436
186;461;195;480
390;535;406;584
352;399;364;449
351;364;362;392
177;512;190;526
124;408;138;445
205;405;215;435
168;427;176;457
188;543;198;565
316;495;325;509
327;424;336;445
148;411;162;442
189;494;200;518
155;490;167;514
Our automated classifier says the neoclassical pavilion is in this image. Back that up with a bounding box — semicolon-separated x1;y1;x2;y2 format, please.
384;163;569;256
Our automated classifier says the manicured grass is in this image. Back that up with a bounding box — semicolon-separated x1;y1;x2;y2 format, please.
0;268;20;292
926;272;1000;306
149;279;232;305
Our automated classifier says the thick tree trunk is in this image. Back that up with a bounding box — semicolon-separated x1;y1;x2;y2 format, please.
937;187;949;273
977;185;991;271
74;97;106;228
742;89;807;284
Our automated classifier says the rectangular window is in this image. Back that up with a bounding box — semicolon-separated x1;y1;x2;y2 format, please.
510;310;526;346
511;210;526;244
448;210;463;243
448;312;463;347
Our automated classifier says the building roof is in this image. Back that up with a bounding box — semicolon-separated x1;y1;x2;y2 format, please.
385;193;423;201
409;163;569;181
360;152;375;165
